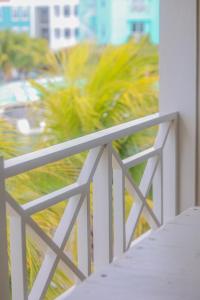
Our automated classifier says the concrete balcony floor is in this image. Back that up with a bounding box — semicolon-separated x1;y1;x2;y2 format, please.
65;207;200;300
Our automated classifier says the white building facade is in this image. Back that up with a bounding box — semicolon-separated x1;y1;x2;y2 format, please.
0;0;80;50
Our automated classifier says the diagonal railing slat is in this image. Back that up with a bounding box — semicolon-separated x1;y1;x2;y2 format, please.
6;194;86;281
125;174;160;247
29;147;104;299
29;194;85;300
112;148;161;249
113;148;161;224
139;156;160;198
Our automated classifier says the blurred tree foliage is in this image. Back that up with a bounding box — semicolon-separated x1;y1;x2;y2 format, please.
0;30;48;81
0;118;17;158
35;38;158;147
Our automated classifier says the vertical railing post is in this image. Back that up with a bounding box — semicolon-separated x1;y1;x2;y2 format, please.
113;159;125;257
153;153;163;224
0;157;10;299
93;144;113;271
77;191;91;277
10;211;27;300
162;118;178;222
153;120;178;224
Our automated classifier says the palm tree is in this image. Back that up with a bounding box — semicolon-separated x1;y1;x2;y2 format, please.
0;30;48;81
35;38;158;147
34;38;158;185
0;118;17;158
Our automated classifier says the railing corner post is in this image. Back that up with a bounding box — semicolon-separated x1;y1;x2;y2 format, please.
162;117;178;223
93;144;113;271
0;157;10;300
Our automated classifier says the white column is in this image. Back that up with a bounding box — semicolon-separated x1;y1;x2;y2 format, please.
160;0;198;217
197;1;200;206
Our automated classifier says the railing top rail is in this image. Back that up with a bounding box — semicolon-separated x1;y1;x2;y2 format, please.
3;112;178;178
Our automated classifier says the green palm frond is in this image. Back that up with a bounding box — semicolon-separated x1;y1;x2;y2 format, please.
34;38;158;145
0;118;17;158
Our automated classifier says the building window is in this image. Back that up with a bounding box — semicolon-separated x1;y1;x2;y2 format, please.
74;5;79;16
55;28;61;39
0;8;3;20
41;28;49;40
39;7;49;24
132;22;145;33
54;5;60;17
22;26;29;32
101;25;106;37
21;7;29;19
74;27;79;38
64;5;70;17
13;26;20;32
12;7;20;20
64;28;71;38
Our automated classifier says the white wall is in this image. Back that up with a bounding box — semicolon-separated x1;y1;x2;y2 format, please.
48;0;79;51
160;0;198;216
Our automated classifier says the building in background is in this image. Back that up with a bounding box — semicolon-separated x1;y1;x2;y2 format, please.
79;0;159;45
0;0;80;50
0;5;31;34
0;0;159;50
128;0;159;44
31;0;80;50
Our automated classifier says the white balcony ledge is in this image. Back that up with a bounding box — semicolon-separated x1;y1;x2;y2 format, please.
64;207;200;300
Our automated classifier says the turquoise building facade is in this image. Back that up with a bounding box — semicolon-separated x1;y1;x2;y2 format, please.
0;6;30;33
79;0;159;45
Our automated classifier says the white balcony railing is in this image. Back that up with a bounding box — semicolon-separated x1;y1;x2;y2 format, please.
0;112;178;300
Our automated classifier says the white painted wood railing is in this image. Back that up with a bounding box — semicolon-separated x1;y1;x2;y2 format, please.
0;112;178;300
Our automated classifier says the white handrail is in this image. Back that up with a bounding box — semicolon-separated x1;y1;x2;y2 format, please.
4;112;177;178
